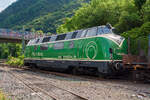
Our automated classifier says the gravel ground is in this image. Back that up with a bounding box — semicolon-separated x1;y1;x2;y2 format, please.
0;67;54;100
0;66;150;100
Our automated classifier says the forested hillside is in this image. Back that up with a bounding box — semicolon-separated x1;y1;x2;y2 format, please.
0;0;88;59
57;0;150;54
0;0;88;33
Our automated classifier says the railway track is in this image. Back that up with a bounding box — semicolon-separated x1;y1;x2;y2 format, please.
3;66;89;100
3;67;54;100
24;66;129;83
1;62;149;85
1;64;150;100
1;63;143;84
28;66;150;83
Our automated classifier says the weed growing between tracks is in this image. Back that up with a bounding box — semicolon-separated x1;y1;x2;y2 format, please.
0;90;10;100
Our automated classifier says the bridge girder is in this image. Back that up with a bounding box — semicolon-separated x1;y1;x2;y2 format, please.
0;37;28;44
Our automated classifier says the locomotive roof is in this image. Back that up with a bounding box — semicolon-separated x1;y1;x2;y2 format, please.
27;25;115;46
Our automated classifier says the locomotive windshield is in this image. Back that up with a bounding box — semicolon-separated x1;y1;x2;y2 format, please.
97;26;112;35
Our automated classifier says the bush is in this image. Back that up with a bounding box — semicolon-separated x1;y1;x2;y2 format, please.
7;55;24;67
121;22;150;55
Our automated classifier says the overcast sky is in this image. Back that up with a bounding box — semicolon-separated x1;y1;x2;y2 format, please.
0;0;17;12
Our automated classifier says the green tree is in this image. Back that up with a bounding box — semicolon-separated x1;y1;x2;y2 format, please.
143;0;150;22
57;0;138;33
134;0;147;20
134;0;147;11
115;11;142;33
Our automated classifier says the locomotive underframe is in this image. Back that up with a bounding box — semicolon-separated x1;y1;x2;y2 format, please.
24;58;123;76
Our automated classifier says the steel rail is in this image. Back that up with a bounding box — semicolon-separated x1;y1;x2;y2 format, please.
5;66;89;100
4;67;57;100
20;70;89;100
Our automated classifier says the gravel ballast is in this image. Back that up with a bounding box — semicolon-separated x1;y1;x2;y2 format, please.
0;66;150;100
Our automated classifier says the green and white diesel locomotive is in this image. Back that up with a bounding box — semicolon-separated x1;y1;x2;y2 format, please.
24;24;128;76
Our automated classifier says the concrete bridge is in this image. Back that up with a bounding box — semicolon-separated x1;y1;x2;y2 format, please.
0;28;41;43
0;28;43;53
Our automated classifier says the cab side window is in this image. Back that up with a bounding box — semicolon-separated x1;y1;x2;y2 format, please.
56;34;66;41
42;37;51;43
71;31;78;39
86;27;97;37
80;30;87;38
65;32;73;40
50;35;57;42
76;30;83;38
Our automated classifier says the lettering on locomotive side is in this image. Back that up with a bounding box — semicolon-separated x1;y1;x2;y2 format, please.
58;56;73;59
32;52;43;56
40;44;48;50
